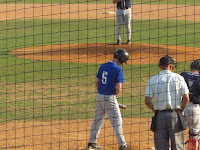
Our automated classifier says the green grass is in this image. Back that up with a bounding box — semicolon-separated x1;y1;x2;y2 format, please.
0;59;191;122
0;18;197;122
1;0;200;5
1;19;200;53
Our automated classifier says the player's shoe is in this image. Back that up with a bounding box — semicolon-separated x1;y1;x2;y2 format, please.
86;143;102;150
117;39;121;45
119;145;130;150
127;40;131;44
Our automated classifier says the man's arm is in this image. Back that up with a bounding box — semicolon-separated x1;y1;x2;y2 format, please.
116;82;122;96
181;93;190;115
95;78;99;91
145;96;154;112
113;0;121;4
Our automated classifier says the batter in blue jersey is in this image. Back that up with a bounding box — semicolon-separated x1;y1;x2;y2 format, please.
86;49;130;150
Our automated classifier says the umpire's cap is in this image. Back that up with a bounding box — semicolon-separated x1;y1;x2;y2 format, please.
159;55;177;67
190;59;200;71
114;49;129;64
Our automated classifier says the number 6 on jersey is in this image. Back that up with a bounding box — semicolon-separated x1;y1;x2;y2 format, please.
102;71;108;84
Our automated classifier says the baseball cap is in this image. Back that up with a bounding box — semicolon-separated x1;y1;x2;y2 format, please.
159;55;177;66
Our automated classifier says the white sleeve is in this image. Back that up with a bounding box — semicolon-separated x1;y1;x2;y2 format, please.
145;80;153;98
180;77;189;95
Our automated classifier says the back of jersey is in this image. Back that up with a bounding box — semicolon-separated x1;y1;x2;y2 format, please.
181;72;199;103
181;72;199;92
96;61;124;95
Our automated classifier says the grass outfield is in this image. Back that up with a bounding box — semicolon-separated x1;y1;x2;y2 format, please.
1;0;200;5
0;60;191;122
1;19;200;52
0;18;196;122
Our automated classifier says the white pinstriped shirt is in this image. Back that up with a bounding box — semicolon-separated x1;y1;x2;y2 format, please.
145;70;189;110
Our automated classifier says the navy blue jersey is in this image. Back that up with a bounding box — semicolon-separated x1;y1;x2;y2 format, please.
181;72;199;92
96;61;124;95
191;78;200;104
117;0;131;9
181;72;200;103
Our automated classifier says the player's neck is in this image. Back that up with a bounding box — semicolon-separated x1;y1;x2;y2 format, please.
160;65;173;72
112;58;121;66
191;70;200;74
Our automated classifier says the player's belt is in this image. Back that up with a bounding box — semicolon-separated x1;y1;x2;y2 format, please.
117;7;129;10
155;109;181;113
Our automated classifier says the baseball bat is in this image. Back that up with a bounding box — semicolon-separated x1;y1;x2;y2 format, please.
119;104;127;109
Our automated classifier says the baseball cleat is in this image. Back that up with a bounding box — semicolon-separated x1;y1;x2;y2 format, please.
127;40;131;44
86;143;102;150
117;39;121;45
119;145;130;150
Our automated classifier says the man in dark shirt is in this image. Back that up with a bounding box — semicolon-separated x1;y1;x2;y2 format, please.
181;59;200;146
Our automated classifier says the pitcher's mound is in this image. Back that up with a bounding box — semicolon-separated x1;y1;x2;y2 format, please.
9;43;200;64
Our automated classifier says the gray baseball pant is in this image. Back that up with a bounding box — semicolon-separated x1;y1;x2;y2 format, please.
116;8;132;41
89;93;126;147
154;110;185;150
185;102;200;139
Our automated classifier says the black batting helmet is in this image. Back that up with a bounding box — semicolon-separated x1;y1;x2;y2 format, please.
114;49;129;64
190;59;200;71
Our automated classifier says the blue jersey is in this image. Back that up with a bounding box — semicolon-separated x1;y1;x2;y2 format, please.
191;78;200;99
96;61;124;95
117;0;131;9
181;72;200;103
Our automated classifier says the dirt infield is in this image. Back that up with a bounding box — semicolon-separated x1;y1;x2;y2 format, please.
1;4;200;21
2;3;200;150
6;4;200;64
9;43;200;64
0;118;190;150
0;118;153;150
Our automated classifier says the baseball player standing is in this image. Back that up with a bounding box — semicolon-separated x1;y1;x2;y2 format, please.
181;59;200;148
145;55;189;150
86;49;130;150
113;0;132;45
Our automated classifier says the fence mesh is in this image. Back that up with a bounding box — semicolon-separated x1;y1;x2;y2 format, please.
0;0;200;149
